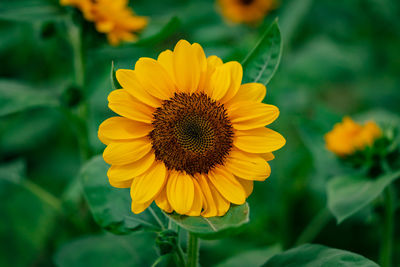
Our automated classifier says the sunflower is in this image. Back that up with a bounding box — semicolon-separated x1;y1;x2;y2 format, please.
325;116;382;157
60;0;148;46
217;0;276;24
98;40;285;217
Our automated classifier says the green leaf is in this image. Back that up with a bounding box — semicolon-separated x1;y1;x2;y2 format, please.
80;155;161;234
0;0;65;22
263;244;379;267
110;61;120;90
216;244;281;267
54;232;158;267
0;160;59;267
0;80;59;117
166;203;249;239
0;159;25;183
327;170;400;223
135;16;181;46
242;19;282;85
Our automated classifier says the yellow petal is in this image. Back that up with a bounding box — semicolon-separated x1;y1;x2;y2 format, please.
208;166;246;205
173;40;206;94
228;102;279;130
109;178;132;189
228;83;266;104
116;69;161;108
108;89;154;123
155;187;173;213
186;179;203;216
98;131;112;145
237;178;253;197
103;139;152;165
98;116;152;141
234;127;286;153
192;43;208;91
196;174;218;217
224;149;271;181
260;152;275;161
157;49;175;83
208;181;230;216
107;151;155;182
207;63;231;101
202;56;223;93
167;171;194;214
131;197;153;214
130;161;167;204
219;61;243;104
134;57;175;100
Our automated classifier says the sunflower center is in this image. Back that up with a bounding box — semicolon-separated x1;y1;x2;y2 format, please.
239;0;254;5
149;93;233;175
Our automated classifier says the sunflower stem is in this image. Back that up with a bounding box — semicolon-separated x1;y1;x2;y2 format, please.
295;207;331;247
187;232;199;267
66;16;91;161
380;185;395;267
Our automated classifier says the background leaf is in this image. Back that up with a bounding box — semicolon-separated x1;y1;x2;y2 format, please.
263;244;379;267
53;232;158;267
135;16;181;46
0;0;65;22
0;79;59;117
242;20;282;85
80;155;161;234
0;160;60;267
166;203;249;239
216;244;281;267
327;170;400;223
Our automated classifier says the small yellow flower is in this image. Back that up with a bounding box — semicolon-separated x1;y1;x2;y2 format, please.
217;0;276;24
98;40;285;217
60;0;148;46
325;117;382;157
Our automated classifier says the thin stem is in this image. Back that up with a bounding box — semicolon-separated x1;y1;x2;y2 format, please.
187;232;200;267
175;237;186;267
23;179;62;213
295;207;331;247
150;256;164;267
66;17;91;161
148;206;165;230
380;185;395;267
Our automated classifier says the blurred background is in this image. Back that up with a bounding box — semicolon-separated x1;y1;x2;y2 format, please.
1;0;400;266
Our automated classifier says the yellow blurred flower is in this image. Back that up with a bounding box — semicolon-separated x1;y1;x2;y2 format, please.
325;117;382;157
217;0;276;24
60;0;148;46
98;40;285;217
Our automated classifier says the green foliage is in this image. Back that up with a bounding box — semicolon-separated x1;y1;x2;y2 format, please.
242;19;282;85
0;79;59;117
54;232;158;267
166;203;249;239
0;0;65;22
0;160;60;267
263;244;379;267
216;244;281;267
136;16;181;46
327;170;400;223
80;156;161;234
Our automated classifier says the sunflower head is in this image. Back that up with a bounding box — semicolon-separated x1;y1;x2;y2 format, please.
217;0;276;24
98;40;285;217
60;0;148;46
324;116;382;157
